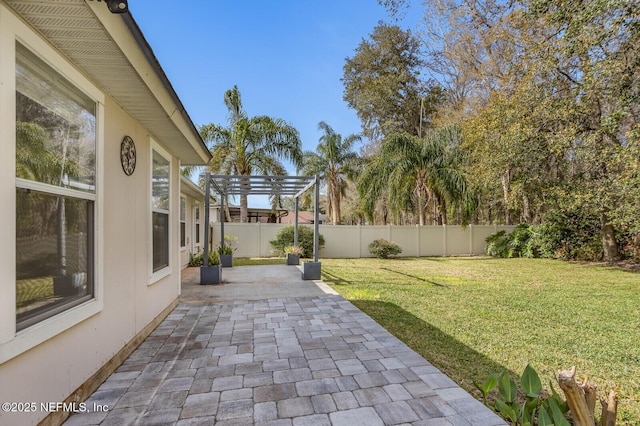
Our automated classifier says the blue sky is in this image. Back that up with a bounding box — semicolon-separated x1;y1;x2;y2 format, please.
128;1;422;206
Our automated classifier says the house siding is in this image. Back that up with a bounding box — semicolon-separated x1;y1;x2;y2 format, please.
0;4;188;424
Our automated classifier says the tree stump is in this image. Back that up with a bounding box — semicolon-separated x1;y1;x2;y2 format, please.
600;390;618;426
557;367;617;426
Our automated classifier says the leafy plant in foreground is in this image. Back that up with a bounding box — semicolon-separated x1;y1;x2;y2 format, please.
475;364;570;425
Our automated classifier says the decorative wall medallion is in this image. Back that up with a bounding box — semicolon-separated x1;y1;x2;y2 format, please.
120;135;136;176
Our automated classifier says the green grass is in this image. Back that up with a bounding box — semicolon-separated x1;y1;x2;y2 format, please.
321;257;640;424
233;257;320;266
233;257;287;266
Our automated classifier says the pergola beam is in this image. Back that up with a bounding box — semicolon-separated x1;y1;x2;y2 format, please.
209;174;315;197
294;178;318;199
201;173;321;283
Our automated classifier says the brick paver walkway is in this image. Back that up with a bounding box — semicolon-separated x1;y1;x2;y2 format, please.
64;267;505;425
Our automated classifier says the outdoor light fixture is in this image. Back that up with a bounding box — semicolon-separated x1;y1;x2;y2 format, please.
91;0;128;14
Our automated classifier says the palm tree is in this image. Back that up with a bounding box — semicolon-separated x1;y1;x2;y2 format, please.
301;122;361;225
199;86;302;222
358;126;475;225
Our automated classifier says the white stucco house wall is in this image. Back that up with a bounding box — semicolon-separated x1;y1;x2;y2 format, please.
180;175;212;269
0;1;211;424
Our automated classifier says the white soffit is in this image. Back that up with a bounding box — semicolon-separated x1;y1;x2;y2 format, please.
6;0;210;165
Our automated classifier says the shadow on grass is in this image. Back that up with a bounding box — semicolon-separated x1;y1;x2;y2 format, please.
322;270;353;286
350;299;512;396
380;267;448;287
322;266;447;288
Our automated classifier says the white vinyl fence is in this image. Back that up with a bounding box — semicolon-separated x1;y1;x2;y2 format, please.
211;223;516;258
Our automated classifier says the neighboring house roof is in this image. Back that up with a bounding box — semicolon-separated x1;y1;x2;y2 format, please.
6;0;212;166
206;206;327;225
279;211;328;224
210;206;288;223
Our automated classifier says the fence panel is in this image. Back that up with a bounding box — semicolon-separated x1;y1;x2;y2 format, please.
446;226;472;255
389;226;419;257
320;225;359;258
419;226;445;256
210;223;516;259
471;225;502;254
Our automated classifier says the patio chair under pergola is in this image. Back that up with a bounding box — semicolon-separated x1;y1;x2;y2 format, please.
200;173;322;283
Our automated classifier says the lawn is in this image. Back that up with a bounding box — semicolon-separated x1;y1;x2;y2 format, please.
234;257;319;266
234;257;288;266
320;257;640;424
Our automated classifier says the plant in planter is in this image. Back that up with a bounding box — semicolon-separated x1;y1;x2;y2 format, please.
200;251;222;285
217;244;233;267
284;245;304;265
217;235;238;267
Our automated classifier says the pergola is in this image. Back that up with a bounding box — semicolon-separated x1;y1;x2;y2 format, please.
201;173;322;282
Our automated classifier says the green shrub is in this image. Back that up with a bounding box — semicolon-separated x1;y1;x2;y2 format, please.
368;238;402;258
486;211;605;261
188;250;220;266
485;224;539;258
535;209;602;260
485;230;510;257
270;225;324;257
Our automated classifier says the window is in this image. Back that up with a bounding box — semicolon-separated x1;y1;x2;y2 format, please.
195;205;200;244
180;196;186;248
15;42;96;330
152;149;170;273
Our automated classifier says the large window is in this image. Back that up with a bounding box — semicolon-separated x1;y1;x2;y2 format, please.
152;149;170;273
15;42;96;330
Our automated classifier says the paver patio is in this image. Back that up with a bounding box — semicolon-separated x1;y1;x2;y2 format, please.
63;266;505;425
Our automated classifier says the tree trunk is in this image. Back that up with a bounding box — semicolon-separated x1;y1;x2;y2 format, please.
600;212;621;262
239;175;250;223
224;197;231;222
417;192;425;226
240;194;248;223
440;197;448;225
522;195;532;223
501;170;511;225
332;191;340;225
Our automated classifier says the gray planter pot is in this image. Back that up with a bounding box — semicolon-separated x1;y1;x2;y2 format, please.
220;254;233;268
200;265;222;285
286;253;300;265
301;261;321;280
